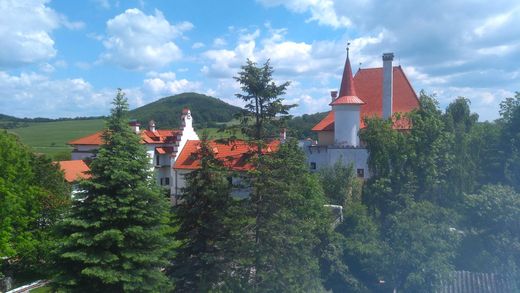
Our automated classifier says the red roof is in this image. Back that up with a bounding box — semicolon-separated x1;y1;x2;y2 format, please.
68;129;181;145
156;146;174;154
312;66;419;131
174;140;280;171
330;95;365;106
339;53;357;97
58;160;91;182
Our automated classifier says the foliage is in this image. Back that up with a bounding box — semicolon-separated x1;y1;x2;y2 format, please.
245;140;328;292
443;97;479;197
499;92;520;190
169;137;236;292
318;159;361;207
129;92;242;129
322;202;382;293
234;59;293;144
53;90;172;292
380;201;460;293
0;131;70;282
286;111;328;140
458;185;520;278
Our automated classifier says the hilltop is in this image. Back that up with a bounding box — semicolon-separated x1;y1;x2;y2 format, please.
129;92;243;129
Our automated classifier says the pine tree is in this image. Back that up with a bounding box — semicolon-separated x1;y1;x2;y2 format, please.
53;90;171;292
169;138;236;292
250;141;328;292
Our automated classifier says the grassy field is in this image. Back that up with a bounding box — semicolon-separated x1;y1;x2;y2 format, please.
4;119;105;159
2;119;242;160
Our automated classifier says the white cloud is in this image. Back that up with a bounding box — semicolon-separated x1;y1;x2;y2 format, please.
192;42;205;49
101;8;192;70
143;71;201;96
0;0;84;68
0;71;114;118
213;37;227;47
258;0;352;28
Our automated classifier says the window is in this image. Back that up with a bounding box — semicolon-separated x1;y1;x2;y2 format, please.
165;177;170;185
357;168;365;178
310;162;317;170
156;155;160;166
160;178;164;185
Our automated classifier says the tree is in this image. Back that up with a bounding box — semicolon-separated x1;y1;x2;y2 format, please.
380;201;460;293
0;131;70;282
169;138;236;292
458;185;520;279
53;90;172;292
444;97;479;197
248;140;328;292
318;159;361;207
234;59;293;146
499;92;520;190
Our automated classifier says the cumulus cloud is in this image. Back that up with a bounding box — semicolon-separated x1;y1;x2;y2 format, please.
0;71;114;118
0;0;83;68
143;71;202;95
256;0;520;120
101;8;192;70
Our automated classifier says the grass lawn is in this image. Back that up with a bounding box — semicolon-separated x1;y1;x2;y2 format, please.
4;119;105;160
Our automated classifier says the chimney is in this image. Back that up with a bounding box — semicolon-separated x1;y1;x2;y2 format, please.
129;120;140;133
330;90;338;102
382;52;394;119
148;120;156;132
279;128;287;142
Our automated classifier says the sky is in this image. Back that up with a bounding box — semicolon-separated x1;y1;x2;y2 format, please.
0;0;519;121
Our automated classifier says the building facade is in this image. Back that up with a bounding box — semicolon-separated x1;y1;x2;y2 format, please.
304;51;420;177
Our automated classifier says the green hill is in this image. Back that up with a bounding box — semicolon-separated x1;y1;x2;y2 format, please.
287;111;328;140
129;92;243;129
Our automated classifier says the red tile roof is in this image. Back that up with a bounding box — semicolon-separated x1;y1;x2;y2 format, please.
57;160;91;182
68;129;181;146
156;146;174;154
330;95;365;106
312;66;419;131
174;140;280;171
339;53;357;97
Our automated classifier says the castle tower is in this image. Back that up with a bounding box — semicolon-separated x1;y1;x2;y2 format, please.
330;47;365;146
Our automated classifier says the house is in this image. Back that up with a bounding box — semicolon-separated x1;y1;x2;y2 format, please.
57;159;91;195
304;51;419;177
68;108;199;196
173;139;280;199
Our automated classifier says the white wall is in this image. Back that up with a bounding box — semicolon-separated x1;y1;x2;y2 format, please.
333;105;361;146
304;145;369;178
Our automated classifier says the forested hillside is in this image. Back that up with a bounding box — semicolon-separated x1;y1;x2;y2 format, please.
129;92;243;128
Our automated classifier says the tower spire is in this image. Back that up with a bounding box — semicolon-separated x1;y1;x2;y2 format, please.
338;42;357;97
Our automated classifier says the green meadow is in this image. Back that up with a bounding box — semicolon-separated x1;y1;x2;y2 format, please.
3;119;241;160
5;119;105;160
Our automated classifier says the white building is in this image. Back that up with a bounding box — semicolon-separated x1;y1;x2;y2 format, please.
68;107;199;196
304;51;420;177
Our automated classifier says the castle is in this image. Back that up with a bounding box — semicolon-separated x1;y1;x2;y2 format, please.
304;51;419;177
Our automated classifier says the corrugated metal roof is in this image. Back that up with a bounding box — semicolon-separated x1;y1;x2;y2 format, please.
438;271;517;293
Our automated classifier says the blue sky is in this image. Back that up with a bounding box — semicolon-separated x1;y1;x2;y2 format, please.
0;0;518;121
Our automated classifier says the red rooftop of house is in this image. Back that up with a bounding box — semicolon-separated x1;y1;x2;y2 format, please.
312;65;419;131
58;160;91;182
174;140;280;171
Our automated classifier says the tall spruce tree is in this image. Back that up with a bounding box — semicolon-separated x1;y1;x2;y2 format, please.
53;90;171;292
233;60;328;291
169;138;236;292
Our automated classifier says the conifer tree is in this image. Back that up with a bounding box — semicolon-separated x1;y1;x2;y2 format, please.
169;138;236;292
53;90;171;292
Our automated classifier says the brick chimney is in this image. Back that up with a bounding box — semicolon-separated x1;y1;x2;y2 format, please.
382;52;394;119
129;120;140;133
330;90;338;102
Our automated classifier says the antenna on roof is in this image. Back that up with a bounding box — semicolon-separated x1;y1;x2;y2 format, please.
346;42;351;58
358;62;362;71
